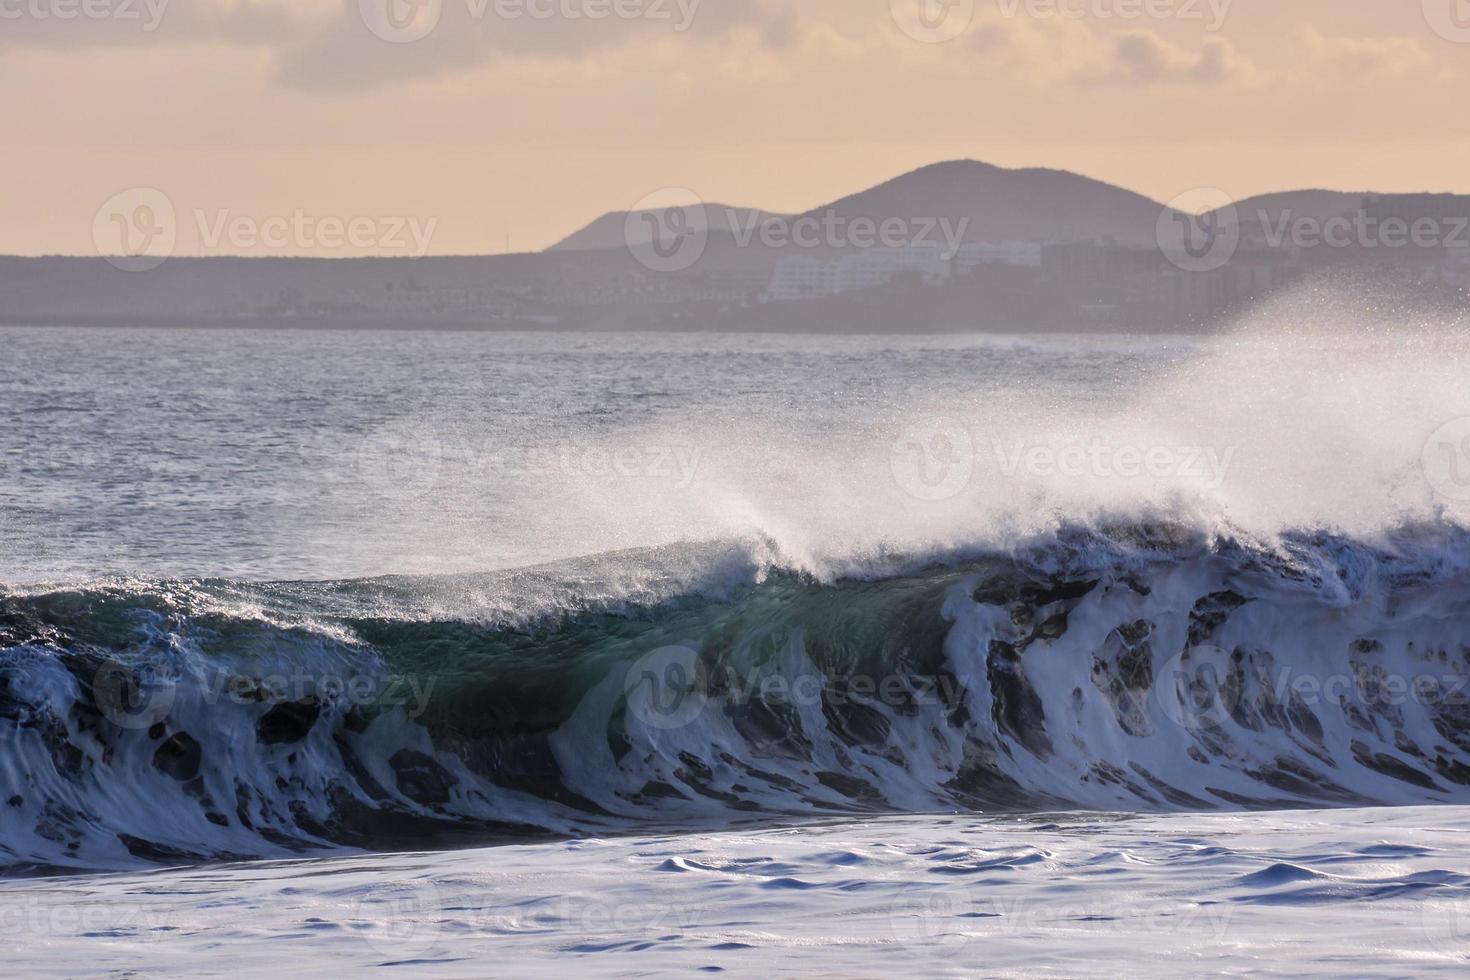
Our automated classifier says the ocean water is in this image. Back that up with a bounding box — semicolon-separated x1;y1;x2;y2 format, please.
7;807;1470;977
4;317;1470;974
0;325;1203;582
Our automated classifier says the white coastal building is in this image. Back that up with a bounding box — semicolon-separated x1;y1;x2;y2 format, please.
768;246;956;301
953;241;1043;273
767;255;834;302
767;241;1041;302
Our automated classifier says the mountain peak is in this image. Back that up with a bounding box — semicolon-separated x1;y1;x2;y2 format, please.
800;159;1165;245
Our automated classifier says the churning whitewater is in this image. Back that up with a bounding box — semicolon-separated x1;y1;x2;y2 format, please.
5;520;1470;875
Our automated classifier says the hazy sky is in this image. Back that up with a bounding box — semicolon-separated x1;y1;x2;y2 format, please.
7;0;1470;257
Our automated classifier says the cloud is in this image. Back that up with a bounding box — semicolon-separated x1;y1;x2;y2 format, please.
0;0;299;50
270;0;802;91
1080;31;1247;87
1290;28;1441;85
0;0;1452;100
956;17;1250;90
0;0;802;90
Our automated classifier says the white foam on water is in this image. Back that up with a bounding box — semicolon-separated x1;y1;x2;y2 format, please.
4;805;1470;977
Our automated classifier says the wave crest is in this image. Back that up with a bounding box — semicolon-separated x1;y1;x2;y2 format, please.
4;523;1470;873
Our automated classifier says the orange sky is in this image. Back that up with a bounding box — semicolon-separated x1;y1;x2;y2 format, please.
6;0;1470;257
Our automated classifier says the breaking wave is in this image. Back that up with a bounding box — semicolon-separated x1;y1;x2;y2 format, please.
5;521;1470;874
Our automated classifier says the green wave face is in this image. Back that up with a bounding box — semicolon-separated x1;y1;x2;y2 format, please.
5;528;1470;874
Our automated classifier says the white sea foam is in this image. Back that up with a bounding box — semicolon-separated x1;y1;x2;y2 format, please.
4;806;1470;977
